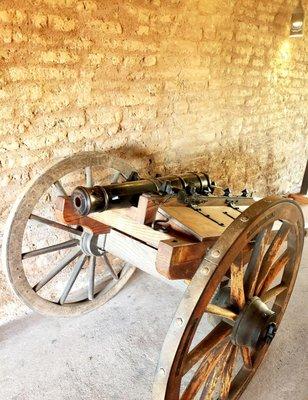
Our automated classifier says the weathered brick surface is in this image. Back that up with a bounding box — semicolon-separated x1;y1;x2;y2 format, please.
0;0;307;223
0;0;307;321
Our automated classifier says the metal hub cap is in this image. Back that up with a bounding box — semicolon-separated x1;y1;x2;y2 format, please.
79;232;104;256
231;296;276;348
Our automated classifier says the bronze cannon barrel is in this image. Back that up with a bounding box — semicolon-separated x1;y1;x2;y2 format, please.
72;172;211;215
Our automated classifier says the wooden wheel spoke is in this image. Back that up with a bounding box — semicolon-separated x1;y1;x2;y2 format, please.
88;256;96;300
255;224;290;295
102;252;119;280
260;283;287;303
33;248;82;292
230;256;245;310
200;361;223;400
30;214;82;236
112;170;127;183
22;239;79;260
112;171;121;183
244;224;273;299
240;346;253;370
181;341;230;400
85;166;93;187
228;343;269;399
255;224;291;295
59;255;87;305
260;249;291;295
183;322;231;375
219;344;238;400
242;243;253;265
53;180;67;197
205;304;238;322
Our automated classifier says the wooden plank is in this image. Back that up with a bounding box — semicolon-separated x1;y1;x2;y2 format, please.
159;203;250;241
159;205;224;241
91;210;172;248
199;206;240;226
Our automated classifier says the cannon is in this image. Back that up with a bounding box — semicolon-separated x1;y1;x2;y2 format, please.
2;151;305;400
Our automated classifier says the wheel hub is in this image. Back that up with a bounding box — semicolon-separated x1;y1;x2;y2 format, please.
231;296;277;348
79;232;104;256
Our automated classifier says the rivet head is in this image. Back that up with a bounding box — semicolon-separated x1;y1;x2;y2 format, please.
176;317;183;326
240;216;249;222
202;266;210;275
211;249;221;258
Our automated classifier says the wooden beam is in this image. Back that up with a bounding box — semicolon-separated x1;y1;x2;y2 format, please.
105;230;213;282
104;229;158;277
156;238;211;279
104;229;188;289
91;209;172;248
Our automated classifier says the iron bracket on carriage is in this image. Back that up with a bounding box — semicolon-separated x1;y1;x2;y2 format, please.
2;152;305;400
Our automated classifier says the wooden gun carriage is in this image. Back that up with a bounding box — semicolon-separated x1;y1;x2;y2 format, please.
3;151;305;400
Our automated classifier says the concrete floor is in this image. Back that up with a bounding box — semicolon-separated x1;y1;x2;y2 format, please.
0;242;307;400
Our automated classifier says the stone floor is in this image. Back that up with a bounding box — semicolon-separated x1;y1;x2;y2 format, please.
0;241;307;400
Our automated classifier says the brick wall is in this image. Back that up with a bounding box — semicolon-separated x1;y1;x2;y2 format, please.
1;0;308;225
0;0;307;319
0;0;308;216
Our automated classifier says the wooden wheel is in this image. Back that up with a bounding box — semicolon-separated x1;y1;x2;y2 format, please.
153;196;304;400
2;151;137;316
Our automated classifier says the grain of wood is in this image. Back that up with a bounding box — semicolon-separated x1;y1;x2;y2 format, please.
230;260;245;310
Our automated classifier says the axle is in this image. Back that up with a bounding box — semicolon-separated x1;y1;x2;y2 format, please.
72;172;212;215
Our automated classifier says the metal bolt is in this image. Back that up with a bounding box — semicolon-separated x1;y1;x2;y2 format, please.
211;249;221;258
202;266;210;275
240;216;249;222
